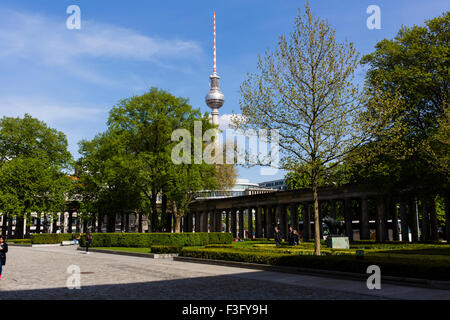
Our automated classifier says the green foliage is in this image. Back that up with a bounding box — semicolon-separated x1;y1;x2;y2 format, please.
149;245;183;254
31;233;79;244
78;232;232;248
79;88;220;233
0;114;73;238
353;11;450;193
7;239;31;245
180;247;450;280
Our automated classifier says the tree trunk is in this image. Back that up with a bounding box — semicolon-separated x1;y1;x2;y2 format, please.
161;193;168;232
120;213;125;232
43;213;48;234
16;215;25;238
36;213;41;234
52;214;58;233
97;214;103;233
313;183;321;256
68;212;73;233
8;216;13;238
2;213;8;237
173;202;182;233
151;191;158;232
138;211;143;233
125;213;130;232
76;213;81;233
25;213;31;237
107;213;116;233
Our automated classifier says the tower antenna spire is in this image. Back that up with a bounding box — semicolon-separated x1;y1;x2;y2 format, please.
205;11;225;126
213;11;216;74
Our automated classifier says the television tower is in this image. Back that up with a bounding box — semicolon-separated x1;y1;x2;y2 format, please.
205;11;225;126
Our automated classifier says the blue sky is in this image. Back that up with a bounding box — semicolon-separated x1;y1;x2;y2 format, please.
0;0;448;183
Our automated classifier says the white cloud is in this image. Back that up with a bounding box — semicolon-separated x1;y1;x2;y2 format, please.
0;8;202;84
0;96;106;123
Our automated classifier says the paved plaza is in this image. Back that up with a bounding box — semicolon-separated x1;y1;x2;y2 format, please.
0;246;449;300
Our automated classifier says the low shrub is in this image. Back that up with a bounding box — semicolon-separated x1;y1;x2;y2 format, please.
7;239;31;244
180;247;450;281
79;232;233;248
150;245;183;254
31;233;79;244
205;244;234;248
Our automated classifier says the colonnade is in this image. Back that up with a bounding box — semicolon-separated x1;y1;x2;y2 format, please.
187;188;448;243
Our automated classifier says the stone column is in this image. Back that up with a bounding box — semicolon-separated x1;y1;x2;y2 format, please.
376;201;387;242
264;206;270;239
280;206;288;240
63;212;68;233
391;202;400;241
291;204;299;231
247;207;253;239
208;211;214;233
231;208;237;238
201;211;206;232
267;206;275;239
303;203;311;241
214;210;220;232
399;202;409;242
238;209;245;239
445;196;450;243
182;215;187;232
344;198;353;241
189;212;195;232
421;201;430;241
255;207;263;238
225;210;230;233
194;211;200;233
429;198;438;241
318;202;324;240
68;211;73;233
330;200;337;220
360;197;370;240
76;213;81;233
410;199;419;242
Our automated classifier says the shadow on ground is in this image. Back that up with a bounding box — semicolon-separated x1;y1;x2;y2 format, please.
0;272;381;300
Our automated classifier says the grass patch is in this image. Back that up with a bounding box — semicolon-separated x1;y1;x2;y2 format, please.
95;247;152;254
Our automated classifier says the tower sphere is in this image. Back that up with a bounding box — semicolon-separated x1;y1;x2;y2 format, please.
206;74;225;110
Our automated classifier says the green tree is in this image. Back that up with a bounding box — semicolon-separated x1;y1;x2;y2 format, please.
359;11;449;193
0;114;72;238
78;130;143;233
106;88;219;232
232;3;375;255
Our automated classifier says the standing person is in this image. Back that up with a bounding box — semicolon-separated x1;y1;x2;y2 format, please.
0;236;8;280
288;225;295;245
274;226;283;247
85;232;92;253
293;230;300;245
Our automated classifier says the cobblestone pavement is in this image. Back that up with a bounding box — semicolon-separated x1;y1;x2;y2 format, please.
0;246;448;300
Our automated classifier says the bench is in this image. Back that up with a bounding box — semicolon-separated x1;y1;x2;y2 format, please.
61;241;76;246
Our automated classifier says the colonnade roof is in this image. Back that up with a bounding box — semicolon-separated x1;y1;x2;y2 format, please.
189;183;413;211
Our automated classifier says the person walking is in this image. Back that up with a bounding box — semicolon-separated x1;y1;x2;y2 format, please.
274;226;283;247
85;232;92;253
0;236;8;280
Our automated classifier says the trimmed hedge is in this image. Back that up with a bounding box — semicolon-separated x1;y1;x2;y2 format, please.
150;245;183;254
31;233;79;244
79;232;232;248
180;247;450;281
8;239;32;244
